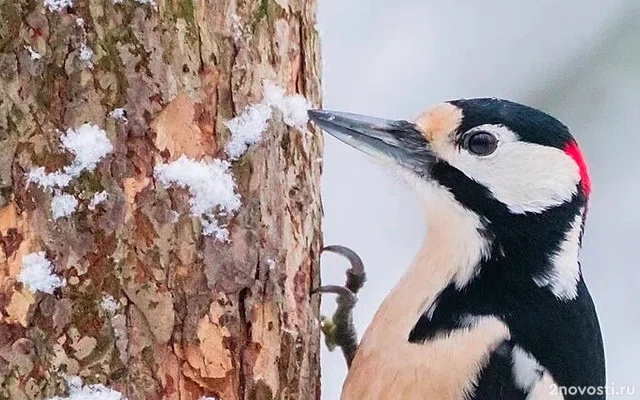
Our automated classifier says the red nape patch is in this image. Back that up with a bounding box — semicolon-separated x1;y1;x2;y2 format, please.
564;141;591;195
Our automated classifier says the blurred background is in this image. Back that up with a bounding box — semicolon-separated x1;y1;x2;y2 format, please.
317;1;640;398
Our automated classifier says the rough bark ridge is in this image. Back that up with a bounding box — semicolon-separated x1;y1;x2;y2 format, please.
0;0;323;399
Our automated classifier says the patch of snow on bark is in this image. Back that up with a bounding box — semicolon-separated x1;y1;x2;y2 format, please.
155;156;241;241
27;168;72;189
224;81;311;159
18;252;64;294
101;294;120;314
88;190;109;211
79;43;94;67
26;124;112;219
51;192;78;219
60;124;113;175
109;108;127;121
28;124;113;191
225;103;272;159
43;0;72;12
47;376;123;400
263;81;311;128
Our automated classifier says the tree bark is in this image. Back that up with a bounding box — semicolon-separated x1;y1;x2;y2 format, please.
0;0;323;399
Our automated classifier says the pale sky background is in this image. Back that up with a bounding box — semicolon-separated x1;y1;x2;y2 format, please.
317;1;640;399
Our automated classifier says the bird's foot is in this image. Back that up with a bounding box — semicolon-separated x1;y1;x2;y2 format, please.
313;245;366;368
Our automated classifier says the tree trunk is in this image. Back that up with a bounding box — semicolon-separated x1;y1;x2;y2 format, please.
0;0;323;399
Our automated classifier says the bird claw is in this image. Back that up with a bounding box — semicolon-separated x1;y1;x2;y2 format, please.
312;245;367;368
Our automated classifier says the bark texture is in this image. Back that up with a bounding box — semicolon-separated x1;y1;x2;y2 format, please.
0;0;323;399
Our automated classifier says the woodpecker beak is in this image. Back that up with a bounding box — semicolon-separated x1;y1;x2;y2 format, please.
308;109;433;172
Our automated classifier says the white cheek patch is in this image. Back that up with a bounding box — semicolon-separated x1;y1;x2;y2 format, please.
437;124;581;214
533;208;584;300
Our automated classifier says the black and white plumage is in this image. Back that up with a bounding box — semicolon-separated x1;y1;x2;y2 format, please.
309;99;605;400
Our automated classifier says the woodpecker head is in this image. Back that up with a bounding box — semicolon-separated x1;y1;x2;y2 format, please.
309;99;590;213
309;99;591;299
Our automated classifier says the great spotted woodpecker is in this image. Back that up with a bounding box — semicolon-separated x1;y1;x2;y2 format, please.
310;99;605;399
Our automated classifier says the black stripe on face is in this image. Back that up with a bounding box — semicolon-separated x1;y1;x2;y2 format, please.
449;98;573;150
426;160;587;242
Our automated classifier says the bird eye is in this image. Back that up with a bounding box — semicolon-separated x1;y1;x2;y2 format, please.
463;131;498;156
